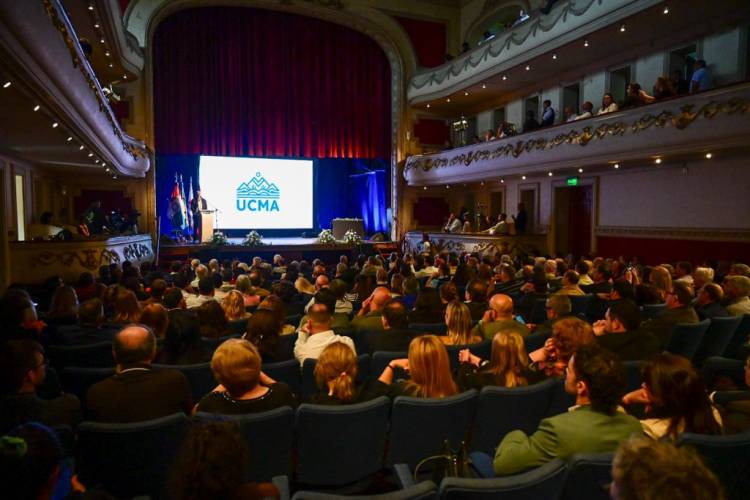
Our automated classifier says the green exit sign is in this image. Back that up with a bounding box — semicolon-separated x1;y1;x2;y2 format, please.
566;176;579;186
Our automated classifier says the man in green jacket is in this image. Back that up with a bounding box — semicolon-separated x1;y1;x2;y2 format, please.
493;343;643;475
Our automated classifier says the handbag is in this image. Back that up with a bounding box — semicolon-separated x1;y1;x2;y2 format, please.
413;439;473;483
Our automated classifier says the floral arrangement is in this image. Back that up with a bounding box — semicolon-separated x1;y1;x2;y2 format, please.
209;231;228;246
318;229;336;244
342;229;363;245
242;230;265;246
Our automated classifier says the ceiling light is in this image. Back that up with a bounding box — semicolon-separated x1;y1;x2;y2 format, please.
552;53;557;60
33;105;40;111
578;167;583;173
464;91;469;96
614;163;619;169
66;136;73;142
426;104;430;108
88;5;94;11
108;63;114;68
705;153;712;159
445;185;450;189
105;51;111;57
584;40;589;47
2;81;10;88
51;122;58;128
446;98;451;103
423;186;427;190
548;172;553;177
480;182;484;186
94;159;100;164
122;75;128;80
620;25;626;32
105;167;110;172
502;75;507;81
663;6;669;14
500;178;504;183
100;38;105;44
525;65;531;71
482;84;486;89
655;158;662;164
87;152;93;157
94;23;100;28
79;145;84;150
521;175;526;180
113;175;118;179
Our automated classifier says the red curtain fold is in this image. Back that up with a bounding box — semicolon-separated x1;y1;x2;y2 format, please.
153;7;391;159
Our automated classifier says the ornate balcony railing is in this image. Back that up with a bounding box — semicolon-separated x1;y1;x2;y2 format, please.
404;82;750;185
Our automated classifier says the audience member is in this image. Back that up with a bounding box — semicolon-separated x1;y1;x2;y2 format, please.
625;82;655;107
528;317;595;379
622;352;721;440
695;283;729;319
652;75;676;100
381;335;458;398
294;302;356;365
556;270;585;296
351;286;391;334
0;422;66;500
690;59;712;93
235;274;261;308
458;331;530;390
473;293;527;340
532;294;572;336
597;92;619;115
723;275;750;316
593;300;660;361
671;69;689;94
86;325;192;422
523;110;540;132
156;312;209;365
711;353;750;434
53;298;117;345
493;343;642;475
366;299;415;353
196;300;230;338
222;290;250;323
563;105;576;122
640;281;699;349
442;301;482;345
196;339;296;414
540;99;555;126
258;294;296;335
139;303;169;339
186;277;217;309
574;101;594;120
244;308;292;363
112;289;142;324
311;342;389;405
443;213;462;233
45;285;79;326
144;278;167;306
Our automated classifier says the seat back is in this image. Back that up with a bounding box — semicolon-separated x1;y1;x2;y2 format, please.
642;303;667;320
438;458;568;499
409;323;448;335
48;341;114;369
292;481;437;500
694;316;742;365
387;390;478;468
76;413;188;498
547;378;576;417
665;319;710;360
562;452;614;500
153;362;214;403
194;407;294;481
371;351;408;378
201;333;242;352
678;430;750;500
723;314;750;360
523;330;549;353
227;318;249;335
263;359;302;395
569;294;593;316
60;366;115;404
623;361;644;393
445;341;492;370
529;299;548;324
295;396;390;486
470;378;558;454
301;354;370;400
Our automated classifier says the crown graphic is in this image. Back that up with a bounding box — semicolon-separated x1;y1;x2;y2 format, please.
236;172;280;199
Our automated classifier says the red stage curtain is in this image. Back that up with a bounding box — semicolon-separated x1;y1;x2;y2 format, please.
153;7;391;159
394;16;447;68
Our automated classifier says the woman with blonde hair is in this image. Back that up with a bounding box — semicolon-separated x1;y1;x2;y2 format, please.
649;266;673;302
311;342;388;405
382;335;459;398
458;331;530;390
295;277;315;296
112;289;141;324
235;274;261;308
46;285;79;325
195;338;296;414
223;290;250;322
442;301;482;345
140;303;169;338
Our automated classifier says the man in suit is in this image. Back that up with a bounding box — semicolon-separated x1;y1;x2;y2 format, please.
640;281;699;349
493;343;643;475
593;299;661;361
512;203;527;234
86;325;192;423
189;189;208;242
694;283;729;320
464;279;489;321
366;299;414;353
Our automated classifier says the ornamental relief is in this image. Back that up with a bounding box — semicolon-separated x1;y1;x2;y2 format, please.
404;97;750;176
33;249;121;271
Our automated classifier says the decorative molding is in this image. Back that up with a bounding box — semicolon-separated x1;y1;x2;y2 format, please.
33;248;121;270
404;231;547;256
42;0;150;163
595;226;750;242
404;96;750;176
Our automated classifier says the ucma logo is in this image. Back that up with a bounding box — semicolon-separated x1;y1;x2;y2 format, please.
236;172;280;212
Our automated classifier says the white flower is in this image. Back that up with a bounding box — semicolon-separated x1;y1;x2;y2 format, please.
318;229;336;244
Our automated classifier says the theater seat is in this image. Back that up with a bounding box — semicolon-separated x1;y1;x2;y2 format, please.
665;319;710;360
694;316;743;366
200;333;243;352
371;351;408;379
623;361;644;393
60;366;115;404
409;323;448;335
642;303;667;320
678;430;750;500
153;362;214;403
386;390;478;469
301;354;370;400
76;413;188;498
47;341;114;369
291;480;437;500
295;396;390;488
470;378;558;454
562;452;614;500
194;407;294;481
722;314;750;360
263;359;302;395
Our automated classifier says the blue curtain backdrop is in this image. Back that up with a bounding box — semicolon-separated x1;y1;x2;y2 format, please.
156;155;388;237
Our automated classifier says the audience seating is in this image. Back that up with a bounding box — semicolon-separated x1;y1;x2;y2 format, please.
371;351;408;379
722;314;750;360
264;359;303;394
700;356;745;388
195;407;294;482
295;396;390;489
694;316;743;366
569;294;594;316
623;361;644;393
153;362;214;403
529;300;548;324
228;318;249;335
76;413;189;498
201;333;243;351
301;354;371;400
469;378;559;454
286;314;303;327
409;323;448;335
386;390;478;469
290;480;437;500
47;341;114;369
523;330;548;353
561;452;614;500
665;319;710;360
59;366;115;404
641;303;667;320
396;458;569;499
547;378;576;416
445;341;492;370
678;429;750;500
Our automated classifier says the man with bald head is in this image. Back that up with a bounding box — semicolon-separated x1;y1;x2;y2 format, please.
351;286;391;334
472;293;528;340
304;274;331;313
86;325;192;423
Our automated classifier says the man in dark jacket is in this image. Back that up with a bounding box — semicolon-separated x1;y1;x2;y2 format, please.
593;300;660;361
640;282;699;349
366;300;414;353
694;283;729;320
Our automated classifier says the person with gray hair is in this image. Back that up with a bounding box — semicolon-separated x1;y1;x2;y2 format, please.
724;275;750;316
86;324;192;423
692;266;714;293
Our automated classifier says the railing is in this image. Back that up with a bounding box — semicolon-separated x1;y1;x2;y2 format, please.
404;82;750;185
408;0;660;102
0;0;151;177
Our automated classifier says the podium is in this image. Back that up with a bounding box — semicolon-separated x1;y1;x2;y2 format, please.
200;210;216;243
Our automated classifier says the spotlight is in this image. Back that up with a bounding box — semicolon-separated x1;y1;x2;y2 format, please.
614;163;619;169
663;6;669;14
525;65;531;71
3;81;11;88
655;158;662;164
66;136;73;142
502;75;507;81
464;91;469;96
87;153;93;157
33;105;40;111
552;53;557;60
446;185;450;189
79;145;84;150
51;122;58;128
94;23;100;28
122;75;127;80
423;186;427;190
705;153;712;159
108;63;114;68
578;167;583;173
426;104;430;108
482;84;486;89
100;38;105;44
446;98;451;103
94;159;100;164
584;40;589;47
500;178;504;183
88;5;94;11
548;172;553;177
620;25;626;32
105;51;111;57
521;175;526;180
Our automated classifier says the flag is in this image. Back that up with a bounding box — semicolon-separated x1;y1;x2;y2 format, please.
187;176;194;235
178;174;188;232
167;174;185;230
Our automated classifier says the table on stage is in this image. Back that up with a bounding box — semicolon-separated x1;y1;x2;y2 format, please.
332;218;364;239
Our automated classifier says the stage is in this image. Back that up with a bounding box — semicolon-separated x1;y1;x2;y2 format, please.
159;236;397;264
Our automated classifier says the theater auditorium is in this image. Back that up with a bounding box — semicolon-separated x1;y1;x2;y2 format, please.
1;0;750;498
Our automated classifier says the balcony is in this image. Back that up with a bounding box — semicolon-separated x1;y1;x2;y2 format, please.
404;82;750;186
0;0;150;177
